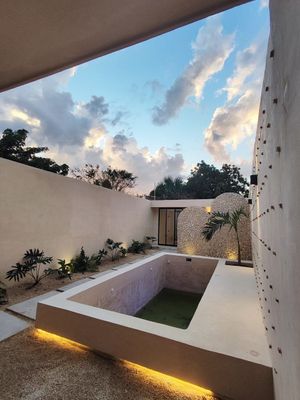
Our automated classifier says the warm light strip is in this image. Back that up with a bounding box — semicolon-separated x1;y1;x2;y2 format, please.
35;329;88;352
35;329;215;398
122;360;215;398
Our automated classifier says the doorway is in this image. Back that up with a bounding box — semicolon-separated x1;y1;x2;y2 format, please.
158;208;183;246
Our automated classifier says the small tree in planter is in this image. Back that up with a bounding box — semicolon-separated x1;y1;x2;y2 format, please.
202;207;249;266
6;249;53;288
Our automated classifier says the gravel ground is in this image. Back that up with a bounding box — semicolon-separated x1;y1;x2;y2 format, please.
0;327;218;400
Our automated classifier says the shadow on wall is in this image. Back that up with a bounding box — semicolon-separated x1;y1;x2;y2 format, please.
177;193;252;261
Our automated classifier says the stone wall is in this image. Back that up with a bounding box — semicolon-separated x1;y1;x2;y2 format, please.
177;193;252;261
250;1;300;399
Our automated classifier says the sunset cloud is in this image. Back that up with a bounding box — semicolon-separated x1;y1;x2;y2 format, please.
152;17;234;125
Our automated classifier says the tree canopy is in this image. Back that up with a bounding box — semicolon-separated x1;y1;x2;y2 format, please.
149;177;187;200
0;129;69;175
71;164;137;192
149;161;249;200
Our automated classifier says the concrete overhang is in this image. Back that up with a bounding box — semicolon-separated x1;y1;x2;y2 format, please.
1;0;252;93
150;199;214;208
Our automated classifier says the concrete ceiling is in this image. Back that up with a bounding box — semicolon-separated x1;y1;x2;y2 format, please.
0;0;251;93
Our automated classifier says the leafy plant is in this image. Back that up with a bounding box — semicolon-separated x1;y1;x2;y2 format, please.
120;247;127;257
70;247;89;273
54;259;72;279
106;239;124;261
145;236;157;249
95;248;108;265
70;247;100;273
128;240;146;254
6;249;53;288
0;281;8;305
202;207;248;265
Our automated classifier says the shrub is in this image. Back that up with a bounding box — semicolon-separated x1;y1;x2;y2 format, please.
145;236;157;249
95;248;108;265
70;247;89;273
54;259;72;279
6;249;53;288
0;281;8;305
128;240;146;254
106;238;124;261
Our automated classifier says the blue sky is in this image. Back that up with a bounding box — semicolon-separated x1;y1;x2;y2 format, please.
0;0;269;193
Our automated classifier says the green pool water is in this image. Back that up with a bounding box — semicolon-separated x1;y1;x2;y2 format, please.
135;288;202;329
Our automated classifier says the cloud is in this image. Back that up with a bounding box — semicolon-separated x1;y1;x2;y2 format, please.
111;111;126;126
204;41;266;163
205;87;261;162
100;134;185;193
152;17;235;125
84;96;109;118
222;44;259;101
260;0;269;10
0;68;185;194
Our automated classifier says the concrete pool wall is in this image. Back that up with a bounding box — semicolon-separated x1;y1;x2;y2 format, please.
69;255;217;316
36;253;273;400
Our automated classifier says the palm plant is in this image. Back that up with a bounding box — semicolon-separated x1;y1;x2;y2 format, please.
202;207;248;265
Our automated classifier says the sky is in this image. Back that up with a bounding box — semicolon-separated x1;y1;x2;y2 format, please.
0;0;269;194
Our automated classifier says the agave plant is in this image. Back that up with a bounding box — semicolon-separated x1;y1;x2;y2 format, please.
6;249;53;288
202;207;248;265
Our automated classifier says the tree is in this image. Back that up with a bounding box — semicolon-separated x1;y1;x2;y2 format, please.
149;162;249;200
186;161;249;198
71;164;137;192
149;177;186;200
0;129;69;175
202;207;248;265
101;167;137;191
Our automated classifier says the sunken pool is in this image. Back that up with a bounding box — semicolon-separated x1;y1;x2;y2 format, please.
36;253;273;400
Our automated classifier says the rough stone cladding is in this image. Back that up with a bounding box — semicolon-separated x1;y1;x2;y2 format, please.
177;193;252;261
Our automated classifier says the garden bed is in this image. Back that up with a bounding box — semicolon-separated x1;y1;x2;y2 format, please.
0;249;159;312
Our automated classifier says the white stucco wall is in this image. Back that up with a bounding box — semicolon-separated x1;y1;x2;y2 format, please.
251;1;300;399
0;158;156;284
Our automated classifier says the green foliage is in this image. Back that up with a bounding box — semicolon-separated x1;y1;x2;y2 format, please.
0;281;8;305
120;247;127;257
106;239;125;261
128;240;146;254
202;207;248;264
149;177;186;200
95;248;108;265
70;247;88;273
149;161;249;199
71;164;137;192
186;162;249;198
6;249;53;287
0;129;69;175
70;247;100;273
101;167;137;191
54;259;72;279
145;236;157;249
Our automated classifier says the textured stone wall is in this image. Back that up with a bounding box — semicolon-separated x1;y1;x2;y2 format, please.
250;1;300;399
177;193;252;261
